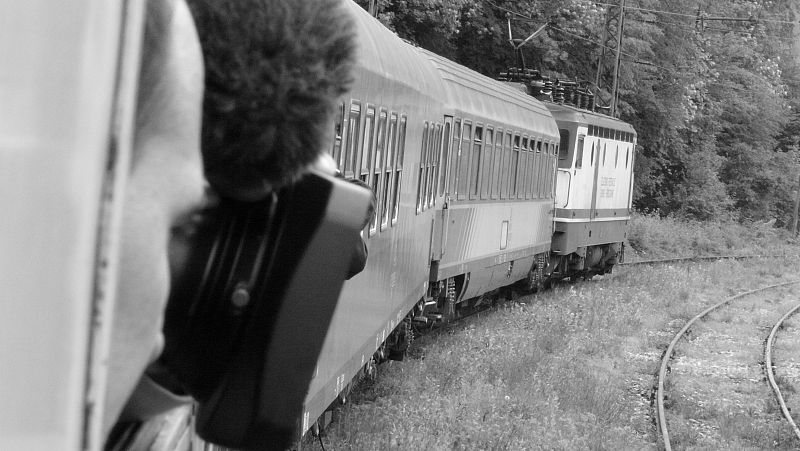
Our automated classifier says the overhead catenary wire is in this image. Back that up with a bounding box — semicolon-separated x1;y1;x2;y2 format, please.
591;0;797;25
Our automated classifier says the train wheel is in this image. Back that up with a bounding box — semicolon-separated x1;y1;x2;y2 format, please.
525;254;546;292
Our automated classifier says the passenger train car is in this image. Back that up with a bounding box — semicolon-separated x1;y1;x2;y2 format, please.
1;0;635;449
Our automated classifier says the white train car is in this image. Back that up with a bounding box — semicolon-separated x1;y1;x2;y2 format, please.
550;103;637;278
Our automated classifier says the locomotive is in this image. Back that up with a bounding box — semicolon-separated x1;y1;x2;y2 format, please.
301;0;637;439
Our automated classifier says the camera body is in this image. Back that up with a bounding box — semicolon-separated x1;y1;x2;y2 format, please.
158;171;370;450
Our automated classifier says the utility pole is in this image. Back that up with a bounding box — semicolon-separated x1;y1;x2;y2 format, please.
793;1;800;237
792;173;799;237
594;0;625;116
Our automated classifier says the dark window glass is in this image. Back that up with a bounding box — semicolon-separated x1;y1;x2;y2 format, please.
360;108;375;184
500;132;511;199
382;114;398;228
480;129;493;199
575;136;584;169
332;102;345;167
558;130;569;160
457;123;471;199
449;120;461;195
417;123;428;213
392;116;407;223
517;143;527;198
344;103;361;178
470;126;483;198
439;122;451;197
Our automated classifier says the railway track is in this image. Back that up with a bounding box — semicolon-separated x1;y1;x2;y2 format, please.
655;280;800;450
765;301;800;442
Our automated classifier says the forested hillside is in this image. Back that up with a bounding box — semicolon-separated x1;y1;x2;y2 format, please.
355;0;800;228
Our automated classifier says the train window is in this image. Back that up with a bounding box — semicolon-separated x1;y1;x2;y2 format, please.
392;116;407;223
417;122;428;213
500;132;511;199
491;130;502;199
428;123;442;208
589;125;595;136
558;130;569;160
369;110;387;234
537;143;545;199
516;139;527;198
547;143;554;194
490;132;502;199
470;126;483;198
426;123;436;208
547;146;554;198
449;119;461;196
360;107;375;184
558;129;572;169
575;135;584;169
539;144;544;200
439;121;451;198
480;128;493;199
525;140;534;199
344;103;361;178
510;133;520;198
332;102;345;168
457;122;471;200
382;113;398;229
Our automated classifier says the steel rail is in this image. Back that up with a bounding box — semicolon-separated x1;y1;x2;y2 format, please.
765;301;800;441
656;281;800;451
621;254;783;267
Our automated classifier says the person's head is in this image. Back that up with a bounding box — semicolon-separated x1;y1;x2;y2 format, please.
106;0;356;438
105;0;205;436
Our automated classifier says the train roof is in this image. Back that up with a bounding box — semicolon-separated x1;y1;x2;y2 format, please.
545;102;637;135
344;3;559;140
345;2;444;106
420;49;559;139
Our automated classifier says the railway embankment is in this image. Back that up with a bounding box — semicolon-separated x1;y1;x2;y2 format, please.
306;214;800;450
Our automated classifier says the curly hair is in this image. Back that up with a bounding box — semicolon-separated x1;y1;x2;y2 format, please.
185;0;357;193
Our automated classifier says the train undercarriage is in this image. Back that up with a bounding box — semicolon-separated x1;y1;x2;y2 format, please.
547;242;624;282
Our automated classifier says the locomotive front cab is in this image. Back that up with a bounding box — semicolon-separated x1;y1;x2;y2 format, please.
549;104;636;279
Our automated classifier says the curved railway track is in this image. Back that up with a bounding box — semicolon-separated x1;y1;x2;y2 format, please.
655;280;800;450
765;302;800;442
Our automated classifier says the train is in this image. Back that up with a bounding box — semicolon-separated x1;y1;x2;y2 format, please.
302;0;637;440
0;0;635;449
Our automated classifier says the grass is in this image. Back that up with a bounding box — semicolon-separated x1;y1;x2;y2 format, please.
304;214;800;450
626;212;795;260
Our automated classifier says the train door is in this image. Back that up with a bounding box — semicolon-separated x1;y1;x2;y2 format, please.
589;141;604;221
430;116;453;262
